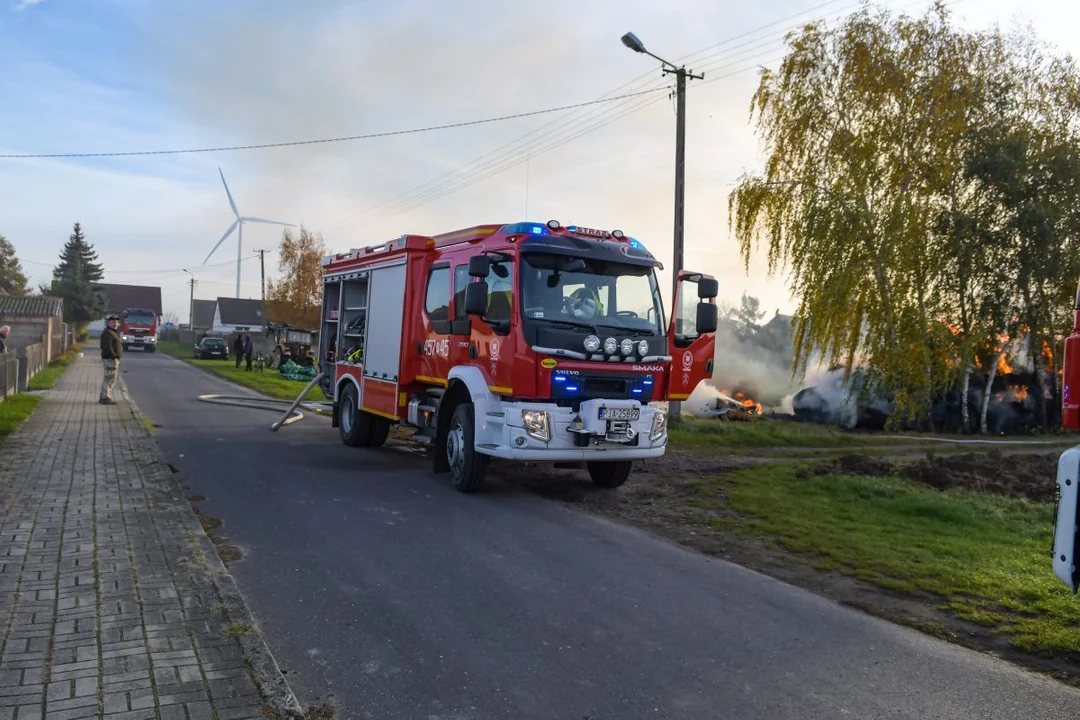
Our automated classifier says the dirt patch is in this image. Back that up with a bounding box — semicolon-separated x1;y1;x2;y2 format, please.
806;450;1058;502
302;700;337;720
191;506;244;567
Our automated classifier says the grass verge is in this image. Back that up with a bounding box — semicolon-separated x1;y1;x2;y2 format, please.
697;460;1076;656
156;340;314;401
0;394;43;442
26;342;82;391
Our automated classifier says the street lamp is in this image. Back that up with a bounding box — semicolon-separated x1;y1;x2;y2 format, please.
622;32;702;421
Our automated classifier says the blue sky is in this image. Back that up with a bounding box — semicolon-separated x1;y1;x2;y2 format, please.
2;0;1077;324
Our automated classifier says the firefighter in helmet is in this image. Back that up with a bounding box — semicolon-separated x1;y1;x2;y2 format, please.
566;285;603;320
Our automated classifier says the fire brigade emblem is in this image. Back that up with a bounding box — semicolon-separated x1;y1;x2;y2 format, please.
490;338;501;360
682;350;693;370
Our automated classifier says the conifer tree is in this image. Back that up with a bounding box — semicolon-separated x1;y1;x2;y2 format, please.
49;222;106;326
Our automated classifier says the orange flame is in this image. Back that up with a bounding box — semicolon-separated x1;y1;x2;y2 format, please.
997;354;1013;375
719;389;764;416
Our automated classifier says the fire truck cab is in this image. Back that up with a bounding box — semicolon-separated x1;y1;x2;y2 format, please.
120;308;158;352
318;219;719;493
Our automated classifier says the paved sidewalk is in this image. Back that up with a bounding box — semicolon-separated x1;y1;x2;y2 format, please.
0;354;302;720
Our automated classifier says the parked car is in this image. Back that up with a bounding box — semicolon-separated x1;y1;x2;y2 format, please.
194;337;228;360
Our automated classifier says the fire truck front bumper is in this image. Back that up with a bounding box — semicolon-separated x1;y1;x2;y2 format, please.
477;399;668;462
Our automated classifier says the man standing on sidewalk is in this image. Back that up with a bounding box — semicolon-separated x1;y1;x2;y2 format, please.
100;313;123;404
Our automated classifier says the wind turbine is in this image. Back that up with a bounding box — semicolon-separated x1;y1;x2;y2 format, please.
203;167;294;298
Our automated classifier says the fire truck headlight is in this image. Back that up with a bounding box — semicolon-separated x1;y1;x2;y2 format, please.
637;340;649;356
583;335;601;353
521;410;551;442
650;409;668;441
620;338;634;355
603;337;618;354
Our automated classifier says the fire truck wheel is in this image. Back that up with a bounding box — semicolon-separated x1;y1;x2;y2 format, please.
338;384;372;447
368;416;390;448
587;461;632;489
447;403;487;493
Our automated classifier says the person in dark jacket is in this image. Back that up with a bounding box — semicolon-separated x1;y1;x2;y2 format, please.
100;314;123;404
243;334;254;371
233;335;244;368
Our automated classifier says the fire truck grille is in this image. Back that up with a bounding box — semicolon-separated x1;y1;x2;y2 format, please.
551;372;655;406
129;328;151;336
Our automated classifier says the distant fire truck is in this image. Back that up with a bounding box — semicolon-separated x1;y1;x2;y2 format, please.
120;308;158;352
318;219;719;493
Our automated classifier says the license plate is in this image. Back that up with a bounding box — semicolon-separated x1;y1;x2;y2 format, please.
599;406;639;421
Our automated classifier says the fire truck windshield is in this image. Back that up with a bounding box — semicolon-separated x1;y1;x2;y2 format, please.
521;253;664;334
124;312;155;326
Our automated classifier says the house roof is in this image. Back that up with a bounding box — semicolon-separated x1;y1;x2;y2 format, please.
0;295;64;318
216;297;266;327
192;299;217;329
99;284;163;315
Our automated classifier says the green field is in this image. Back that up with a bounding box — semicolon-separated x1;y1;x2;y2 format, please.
155;340;319;401
707;461;1076;655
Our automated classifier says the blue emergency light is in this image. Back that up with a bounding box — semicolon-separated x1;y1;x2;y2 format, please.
501;222;550;236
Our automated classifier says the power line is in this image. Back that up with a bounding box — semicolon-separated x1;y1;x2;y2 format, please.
320;0;949;235
22;253;262;276
0;89;668;159
316;0;883;235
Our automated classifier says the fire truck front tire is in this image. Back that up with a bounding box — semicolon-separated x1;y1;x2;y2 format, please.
587;461;632;489
446;403;487;493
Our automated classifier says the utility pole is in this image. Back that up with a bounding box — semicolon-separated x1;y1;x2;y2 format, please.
258;249;266;304
621;31;702;422
183;269;196;341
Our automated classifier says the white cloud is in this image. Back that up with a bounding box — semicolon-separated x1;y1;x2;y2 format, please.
13;0;44;10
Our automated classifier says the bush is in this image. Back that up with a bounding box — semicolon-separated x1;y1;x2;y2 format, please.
69;342;83;354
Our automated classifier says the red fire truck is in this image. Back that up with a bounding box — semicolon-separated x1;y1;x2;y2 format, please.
318;219;719;493
1055;288;1080;591
120;307;158;352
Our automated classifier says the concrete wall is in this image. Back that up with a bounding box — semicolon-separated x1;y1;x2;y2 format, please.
17;342;44;392
0;357;18;398
4;316;68;363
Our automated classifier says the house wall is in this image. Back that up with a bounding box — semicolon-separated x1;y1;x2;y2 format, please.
2;317;69;361
4;317;49;354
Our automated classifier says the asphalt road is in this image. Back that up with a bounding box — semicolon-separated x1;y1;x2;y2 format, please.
120;349;1080;719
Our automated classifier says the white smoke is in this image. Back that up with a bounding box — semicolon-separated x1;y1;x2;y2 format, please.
704;315;831;414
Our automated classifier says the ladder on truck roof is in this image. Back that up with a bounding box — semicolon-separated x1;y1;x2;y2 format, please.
322;223;509;269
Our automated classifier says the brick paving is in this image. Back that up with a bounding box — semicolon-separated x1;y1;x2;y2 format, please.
0;354;299;720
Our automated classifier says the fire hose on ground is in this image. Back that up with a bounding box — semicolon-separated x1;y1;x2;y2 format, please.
196;371;330;431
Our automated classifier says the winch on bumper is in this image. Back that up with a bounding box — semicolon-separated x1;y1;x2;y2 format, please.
480;398;668;461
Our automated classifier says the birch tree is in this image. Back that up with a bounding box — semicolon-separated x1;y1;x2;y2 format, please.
728;2;976;426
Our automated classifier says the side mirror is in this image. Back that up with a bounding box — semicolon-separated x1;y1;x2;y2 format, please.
469;255;492;278
464;281;489;316
696;302;718;334
697;277;719;299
